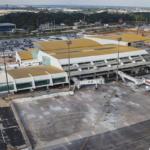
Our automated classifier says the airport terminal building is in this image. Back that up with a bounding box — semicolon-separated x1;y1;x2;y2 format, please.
0;34;150;93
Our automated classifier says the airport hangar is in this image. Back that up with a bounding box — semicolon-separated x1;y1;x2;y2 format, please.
0;34;150;93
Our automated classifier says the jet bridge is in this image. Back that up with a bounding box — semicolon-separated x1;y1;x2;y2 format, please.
117;71;145;85
72;77;105;91
117;71;150;91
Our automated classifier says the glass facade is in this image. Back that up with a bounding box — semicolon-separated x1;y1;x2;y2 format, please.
62;64;73;67
120;57;129;60
93;60;104;63
107;59;117;61
35;79;50;86
52;77;66;84
78;62;90;65
0;84;14;92
16;82;32;89
31;50;38;59
0;26;15;31
42;56;51;66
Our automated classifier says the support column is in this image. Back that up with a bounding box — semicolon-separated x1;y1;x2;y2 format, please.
130;68;134;75
95;73;97;78
79;75;81;80
141;66;144;73
45;71;53;86
107;72;110;79
29;74;35;89
94;73;96;79
62;83;64;88
11;77;17;92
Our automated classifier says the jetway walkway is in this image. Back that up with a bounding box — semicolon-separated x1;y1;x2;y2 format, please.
71;70;150;92
117;71;145;85
71;77;105;91
117;71;150;91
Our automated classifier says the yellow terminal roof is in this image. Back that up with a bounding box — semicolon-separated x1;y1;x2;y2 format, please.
26;48;39;52
44;45;106;54
34;39;102;51
89;34;149;43
7;66;64;79
144;40;150;44
45;44;143;60
18;51;33;60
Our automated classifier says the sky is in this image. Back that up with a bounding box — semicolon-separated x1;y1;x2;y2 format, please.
1;0;150;7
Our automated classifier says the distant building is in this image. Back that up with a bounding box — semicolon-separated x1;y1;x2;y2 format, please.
74;22;80;26
95;21;101;25
39;23;50;30
17;5;26;8
0;23;16;32
118;10;128;14
72;26;78;30
0;10;39;16
5;4;8;10
60;23;65;26
60;23;65;28
63;8;82;12
96;10;105;13
12;28;26;33
74;22;87;26
119;18;123;23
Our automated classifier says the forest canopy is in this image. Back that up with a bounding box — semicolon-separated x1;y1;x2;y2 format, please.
0;11;147;30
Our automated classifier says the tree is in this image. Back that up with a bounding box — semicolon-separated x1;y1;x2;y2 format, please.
14;31;19;34
0;11;143;31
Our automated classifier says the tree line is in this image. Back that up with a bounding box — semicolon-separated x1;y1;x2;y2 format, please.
0;11;147;31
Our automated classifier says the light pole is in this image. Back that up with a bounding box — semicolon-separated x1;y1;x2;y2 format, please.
116;37;122;83
66;41;72;91
1;45;11;100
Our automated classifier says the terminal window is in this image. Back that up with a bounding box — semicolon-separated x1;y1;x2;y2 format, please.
35;79;50;86
53;77;66;84
120;57;129;60
0;84;14;92
0;26;15;31
78;62;90;65
93;60;104;63
16;82;32;89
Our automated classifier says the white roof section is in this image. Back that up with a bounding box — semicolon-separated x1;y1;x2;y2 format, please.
85;35;128;46
0;73;7;83
59;50;148;65
0;71;13;84
0;23;16;26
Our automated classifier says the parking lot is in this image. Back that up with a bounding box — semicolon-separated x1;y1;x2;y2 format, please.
0;34;83;60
